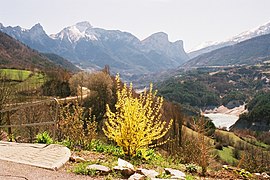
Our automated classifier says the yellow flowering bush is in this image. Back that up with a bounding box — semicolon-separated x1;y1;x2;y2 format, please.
103;74;172;156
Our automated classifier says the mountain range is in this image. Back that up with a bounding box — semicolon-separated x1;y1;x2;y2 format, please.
2;20;270;78
188;21;270;59
0;22;189;79
183;33;270;68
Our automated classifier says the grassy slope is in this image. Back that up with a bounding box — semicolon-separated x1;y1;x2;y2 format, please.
217;146;238;165
1;68;46;91
182;125;214;144
215;130;244;145
183;127;270;166
0;69;32;81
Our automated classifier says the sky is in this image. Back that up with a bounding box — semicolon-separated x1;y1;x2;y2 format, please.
1;0;270;51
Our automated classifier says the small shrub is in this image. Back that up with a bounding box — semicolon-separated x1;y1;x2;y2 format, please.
73;162;97;176
185;163;198;173
232;147;241;160
215;143;223;150
135;148;160;161
87;140;124;157
237;169;252;179
59;139;73;149
156;172;171;179
36;131;53;144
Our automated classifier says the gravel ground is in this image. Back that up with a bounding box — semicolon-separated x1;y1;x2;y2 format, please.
0;160;101;180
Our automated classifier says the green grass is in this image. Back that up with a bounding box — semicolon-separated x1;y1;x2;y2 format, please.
73;162;98;176
217;146;238;165
86;140;125;157
1;68;46;92
242;137;270;149
216;130;270;149
15;72;45;91
73;159;119;178
254;141;270;149
215;130;243;145
182;126;214;144
185;175;195;180
0;69;32;81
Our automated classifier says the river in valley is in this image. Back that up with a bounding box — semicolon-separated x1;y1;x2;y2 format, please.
203;105;246;130
204;113;239;130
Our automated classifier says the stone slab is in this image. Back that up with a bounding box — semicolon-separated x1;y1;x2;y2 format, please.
0;141;71;170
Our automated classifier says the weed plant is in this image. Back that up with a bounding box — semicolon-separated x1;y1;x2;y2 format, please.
36;131;53;144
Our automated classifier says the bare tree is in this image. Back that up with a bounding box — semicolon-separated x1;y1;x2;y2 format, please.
192;116;213;176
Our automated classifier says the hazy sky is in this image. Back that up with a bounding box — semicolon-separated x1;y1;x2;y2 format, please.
1;0;270;51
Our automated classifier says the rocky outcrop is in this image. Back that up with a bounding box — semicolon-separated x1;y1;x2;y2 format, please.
70;157;187;179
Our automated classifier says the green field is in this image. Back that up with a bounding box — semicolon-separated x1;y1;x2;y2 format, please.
0;69;32;81
0;68;46;91
217;146;239;165
215;130;245;145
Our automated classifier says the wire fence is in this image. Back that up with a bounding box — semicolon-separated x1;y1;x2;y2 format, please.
0;95;85;142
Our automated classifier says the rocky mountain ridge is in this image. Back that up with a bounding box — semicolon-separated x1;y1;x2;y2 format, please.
189;21;270;59
183;33;270;68
0;22;189;79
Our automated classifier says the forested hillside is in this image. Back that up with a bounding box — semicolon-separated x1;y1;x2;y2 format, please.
232;92;270;131
156;64;270;115
0;31;78;72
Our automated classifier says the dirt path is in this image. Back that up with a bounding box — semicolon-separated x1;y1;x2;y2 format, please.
0;160;100;180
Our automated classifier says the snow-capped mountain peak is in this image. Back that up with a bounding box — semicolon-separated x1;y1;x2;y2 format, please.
187;41;218;53
188;20;270;58
228;21;270;43
50;21;97;42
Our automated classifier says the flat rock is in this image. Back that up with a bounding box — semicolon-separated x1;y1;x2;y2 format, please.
165;168;185;179
128;173;145;180
86;164;111;175
113;158;135;177
0;142;71;171
118;158;134;170
137;168;159;178
114;165;135;177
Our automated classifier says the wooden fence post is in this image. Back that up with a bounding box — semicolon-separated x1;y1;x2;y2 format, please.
53;98;59;141
7;111;12;142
